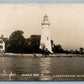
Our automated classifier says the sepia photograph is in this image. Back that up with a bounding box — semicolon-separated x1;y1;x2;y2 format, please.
0;4;84;81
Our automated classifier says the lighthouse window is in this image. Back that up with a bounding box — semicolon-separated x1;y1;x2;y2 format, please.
47;37;49;40
0;45;3;49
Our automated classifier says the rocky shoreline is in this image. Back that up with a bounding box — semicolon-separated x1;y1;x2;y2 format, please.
0;53;84;57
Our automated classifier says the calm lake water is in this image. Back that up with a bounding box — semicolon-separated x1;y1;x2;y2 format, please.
0;56;84;81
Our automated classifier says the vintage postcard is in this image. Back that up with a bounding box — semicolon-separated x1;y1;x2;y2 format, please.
0;3;84;81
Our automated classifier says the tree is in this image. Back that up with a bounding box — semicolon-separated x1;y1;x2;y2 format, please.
23;35;41;53
7;30;25;53
52;44;64;53
30;35;41;53
80;47;84;54
23;38;32;53
74;50;80;54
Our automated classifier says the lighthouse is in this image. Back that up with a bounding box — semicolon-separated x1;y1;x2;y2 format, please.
40;15;52;53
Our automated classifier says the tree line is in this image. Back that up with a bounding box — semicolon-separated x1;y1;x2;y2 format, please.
5;30;84;54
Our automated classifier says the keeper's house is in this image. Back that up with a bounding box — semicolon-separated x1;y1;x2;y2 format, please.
0;35;7;52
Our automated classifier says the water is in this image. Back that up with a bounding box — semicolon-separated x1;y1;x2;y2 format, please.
0;56;84;81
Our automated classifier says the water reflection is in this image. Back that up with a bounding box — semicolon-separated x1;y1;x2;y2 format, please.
39;58;52;80
0;56;12;80
10;57;25;74
0;57;7;73
0;56;84;80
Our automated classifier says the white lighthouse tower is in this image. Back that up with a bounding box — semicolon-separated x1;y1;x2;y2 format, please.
40;15;52;53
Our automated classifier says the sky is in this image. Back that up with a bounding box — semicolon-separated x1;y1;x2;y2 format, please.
0;4;84;50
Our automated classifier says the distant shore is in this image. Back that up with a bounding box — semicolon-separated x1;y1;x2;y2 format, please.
0;53;84;57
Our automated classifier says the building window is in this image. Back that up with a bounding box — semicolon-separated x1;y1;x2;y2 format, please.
0;45;3;49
